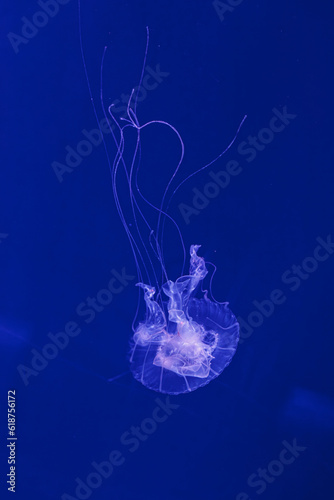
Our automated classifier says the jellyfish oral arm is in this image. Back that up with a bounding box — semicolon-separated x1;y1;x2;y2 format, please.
133;283;167;347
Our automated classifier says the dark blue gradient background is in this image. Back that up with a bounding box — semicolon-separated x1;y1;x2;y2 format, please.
1;1;334;499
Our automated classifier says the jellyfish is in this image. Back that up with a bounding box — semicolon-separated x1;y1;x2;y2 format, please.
130;245;240;394
81;23;244;394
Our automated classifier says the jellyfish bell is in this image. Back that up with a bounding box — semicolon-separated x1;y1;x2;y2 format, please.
130;245;239;394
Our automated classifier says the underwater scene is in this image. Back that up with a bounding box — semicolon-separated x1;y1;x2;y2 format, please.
2;1;334;499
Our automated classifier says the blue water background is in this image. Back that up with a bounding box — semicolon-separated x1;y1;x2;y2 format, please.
1;1;334;499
